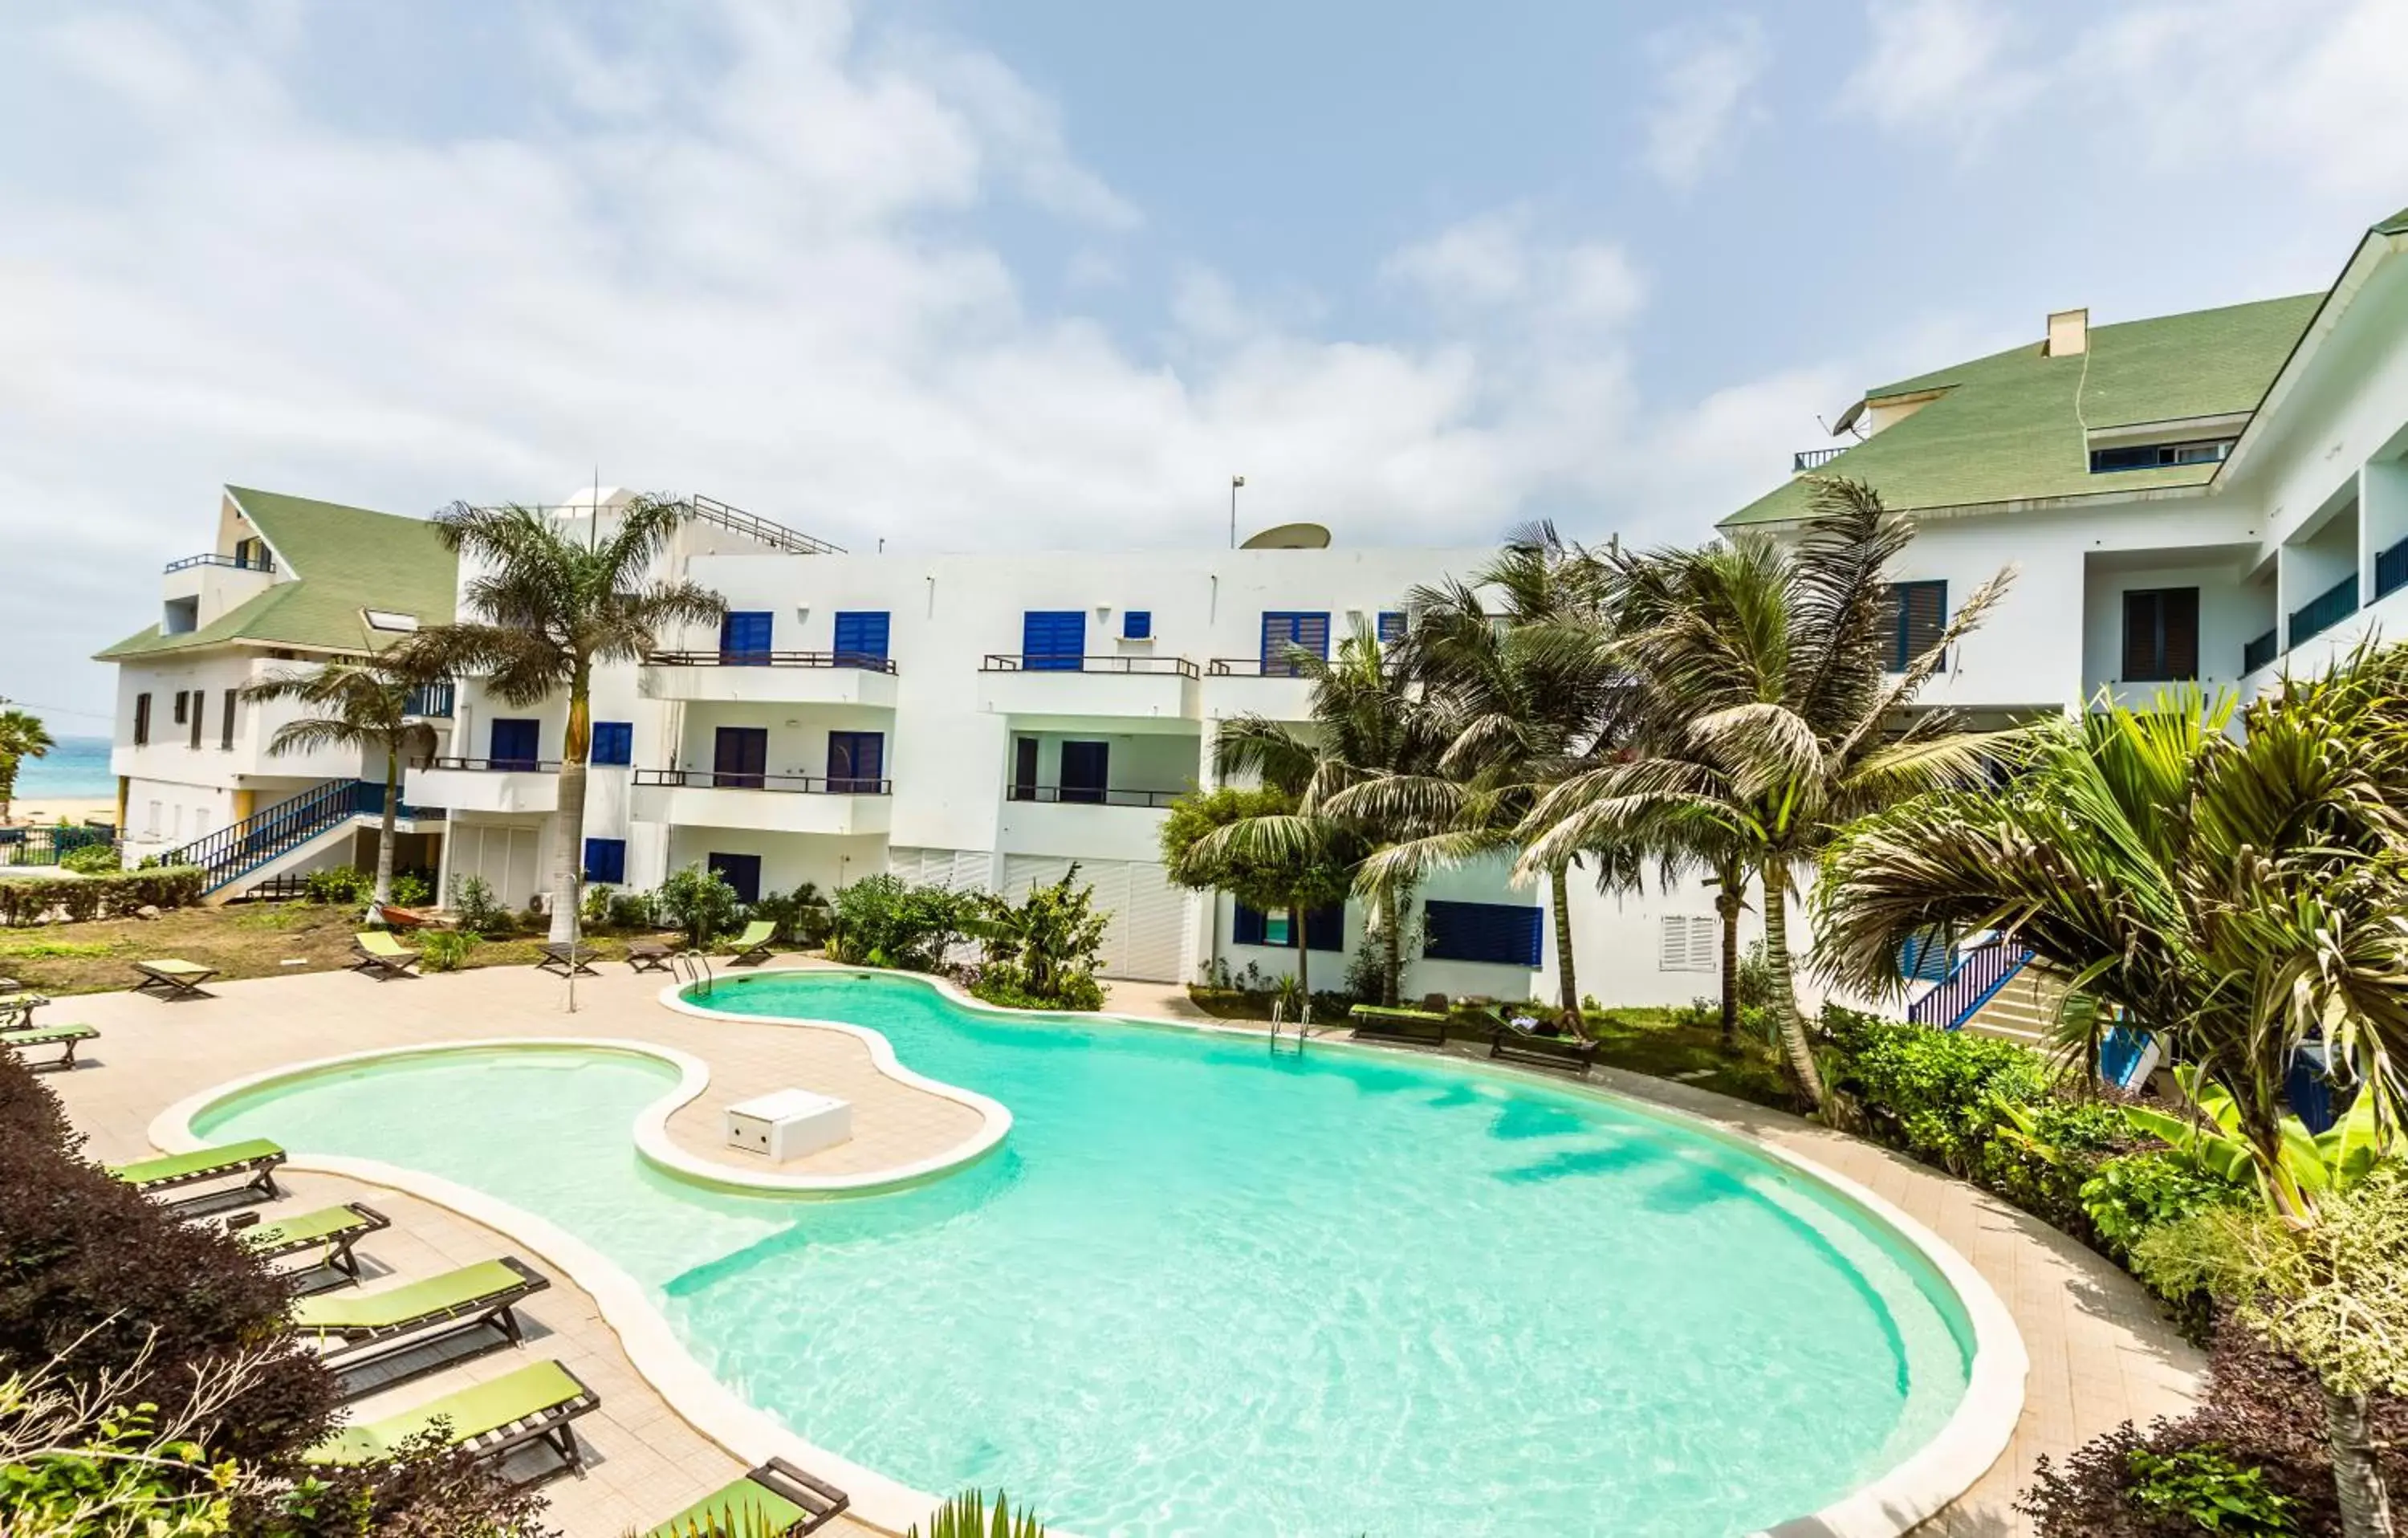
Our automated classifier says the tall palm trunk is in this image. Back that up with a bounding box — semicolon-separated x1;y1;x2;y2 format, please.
1548;853;1582;1032
0;755;15;823
2326;1386;2396;1538
1381;897;1403;1007
1759;862;1828;1110
550;673;592;944
375;745;400;905
1717;888;1743;1047
1293;902;1312;1015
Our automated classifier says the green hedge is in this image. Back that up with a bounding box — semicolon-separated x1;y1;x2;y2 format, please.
0;865;206;927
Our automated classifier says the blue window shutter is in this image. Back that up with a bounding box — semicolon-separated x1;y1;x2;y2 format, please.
489;718;539;769
720;611;774;661
589;722;633;767
1304;901;1345;952
1233;902;1266;946
1377;611;1406;645
1122;610;1152;640
583;837;626;885
1023;610;1087;671
828;730;886;788
1260;612;1332;675
1423;901;1544;966
833;611;890;664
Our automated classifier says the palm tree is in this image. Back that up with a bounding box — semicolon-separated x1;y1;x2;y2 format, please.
0;709;55;824
416;496;725;942
1518;479;2013;1109
241;650;441;904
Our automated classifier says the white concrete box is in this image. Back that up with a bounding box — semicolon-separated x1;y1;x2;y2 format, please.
724;1088;852;1162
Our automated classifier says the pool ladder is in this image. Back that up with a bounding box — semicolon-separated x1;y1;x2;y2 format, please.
1267;999;1308;1057
674;949;715;998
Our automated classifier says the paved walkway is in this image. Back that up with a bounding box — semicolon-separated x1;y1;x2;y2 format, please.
39;961;2203;1537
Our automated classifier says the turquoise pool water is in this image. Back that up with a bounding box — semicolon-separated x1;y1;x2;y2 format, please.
196;971;1975;1537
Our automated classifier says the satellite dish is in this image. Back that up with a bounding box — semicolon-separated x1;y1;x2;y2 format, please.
1240;522;1332;550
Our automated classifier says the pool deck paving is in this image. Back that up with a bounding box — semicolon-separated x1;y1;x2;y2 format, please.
40;958;2203;1537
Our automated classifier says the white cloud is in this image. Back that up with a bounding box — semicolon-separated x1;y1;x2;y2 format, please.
1839;0;2037;138
1639;17;1771;189
1383;211;1646;329
1381;210;1531;307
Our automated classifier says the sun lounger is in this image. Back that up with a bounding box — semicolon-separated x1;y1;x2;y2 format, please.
132;958;219;1000
1348;1003;1450;1049
646;1459;853;1538
0;1022;97;1072
111;1137;285;1206
349;930;421;980
723;920;778;967
234;1201;391;1283
306;1357;599;1487
626;940;677;974
1489;1024;1598;1074
0;991;47;1027
293;1255;551;1384
536;942;599;978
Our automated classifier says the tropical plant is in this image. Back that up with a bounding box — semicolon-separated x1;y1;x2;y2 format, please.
302;865;372;906
444;873;513;937
415;494;726;942
240;650;443;905
415;930;480;974
829;874;973;971
966;867;1109;1009
750;881;834;945
0;707;55;824
388;870;433;907
1161;785;1357;1002
905;1488;1047;1538
2121;1445;2303;1536
2080;1149;2253;1257
1521;479;2013;1106
58;843;120;876
657;864;744;950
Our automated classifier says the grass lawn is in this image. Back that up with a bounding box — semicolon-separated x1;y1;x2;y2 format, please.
1580;1007;1795;1110
0;902;678;995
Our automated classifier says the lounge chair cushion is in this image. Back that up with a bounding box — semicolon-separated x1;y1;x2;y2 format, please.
242;1204;377;1251
356;932;417;958
2;1023;97;1047
308;1359;585;1464
112;1137;284;1187
729;921;775;949
293;1258;529;1334
647;1479;815;1538
139;959;216;978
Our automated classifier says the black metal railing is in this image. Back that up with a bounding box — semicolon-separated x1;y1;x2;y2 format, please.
161;778;430;893
2288;572;2359;649
2243;628;2280;674
163;551;275;575
634;768;893;795
1007;785;1187;808
404;681;455;718
2377;537;2408;603
1792;446;1850;473
646;649;898;673
681;493;846;555
980;654;1198;676
1908;941;2034;1031
1206;657;1320;677
0;824;116;869
418;755;563;773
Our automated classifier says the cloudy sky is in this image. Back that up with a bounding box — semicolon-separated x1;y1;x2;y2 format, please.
4;0;2406;726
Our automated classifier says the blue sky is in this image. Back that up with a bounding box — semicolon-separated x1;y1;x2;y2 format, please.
2;0;2405;726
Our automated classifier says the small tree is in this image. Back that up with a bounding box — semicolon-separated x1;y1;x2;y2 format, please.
1161;787;1357;1003
967;865;1110;1007
241;651;441;905
0;708;55;824
655;864;742;950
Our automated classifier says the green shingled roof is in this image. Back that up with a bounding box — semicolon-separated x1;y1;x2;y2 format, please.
96;487;456;660
1721;293;2323;528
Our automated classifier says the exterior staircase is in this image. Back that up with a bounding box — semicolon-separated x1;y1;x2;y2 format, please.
1906;937;2051;1036
1954;964;2068;1046
165;779;441;901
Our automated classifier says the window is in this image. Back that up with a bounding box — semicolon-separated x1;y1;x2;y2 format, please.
489;718;541;771
1377;611;1407;645
1880;581;1947;672
2121;588;2200;682
1060;741;1108;804
189;691;203;750
1011;736;1039;800
832;611;890;666
828;730;886;791
361;608;419;633
1233;901;1344;950
589;722;633;767
718;611;774;664
583;837;627;885
1259;612;1331;676
1022;610;1086;671
2089;438;2234;474
145;800;161;836
712;726;768;788
1121;610;1153;641
172;690;189;725
132;693;152;747
708;852;762;905
221;689;236;750
1659;915;1718;973
1424;901;1544;966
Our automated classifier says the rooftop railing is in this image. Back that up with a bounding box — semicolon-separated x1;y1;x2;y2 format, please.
634;768;892;795
1792;446;1851;473
645;649;898;673
164;551;275;575
979;654;1198;676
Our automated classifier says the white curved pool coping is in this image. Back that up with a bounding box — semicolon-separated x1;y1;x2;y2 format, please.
154;967;2027;1538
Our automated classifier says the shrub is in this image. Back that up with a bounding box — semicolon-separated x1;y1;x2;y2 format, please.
608;890;657;932
970;966;1106;1012
750;881;834;946
303;865;372;905
1822;1008;2054;1176
580;881;616;928
1979;1094;2143;1237
417;930;481;973
57;842;120;875
832;874;972;972
0;866;205;926
966;869;1108;1009
2082;1149;2253;1256
2122;1445;2301;1536
657;864;744;950
907;1489;1047;1538
388;869;433;907
445;874;512;937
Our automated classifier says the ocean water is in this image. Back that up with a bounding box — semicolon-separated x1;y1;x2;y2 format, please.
10;735;116;800
197;974;1976;1537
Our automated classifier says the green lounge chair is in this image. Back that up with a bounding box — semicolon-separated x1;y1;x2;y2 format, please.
294;1256;551;1384
232;1201;391;1284
1347;1003;1450;1049
132;958;219;1000
646;1459;853;1537
1;1022;97;1072
349;931;421;980
111;1138;285;1206
0;991;47;1027
723;920;778;967
1489;1023;1599;1075
307;1357;599;1487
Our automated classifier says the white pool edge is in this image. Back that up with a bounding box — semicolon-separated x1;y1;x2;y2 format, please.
153;969;2028;1538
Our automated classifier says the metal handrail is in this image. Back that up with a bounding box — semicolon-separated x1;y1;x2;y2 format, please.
418;755;563;773
2243;627;2280;675
2377;536;2408;603
1792;446;1851;473
2288;573;2360;649
1206;657;1319;677
979;653;1198;677
682;493;845;555
645;649;898;673
634;768;893;795
1908;940;2034;1031
673;949;714;997
163;551;275;575
404;681;455;718
1006;785;1187;808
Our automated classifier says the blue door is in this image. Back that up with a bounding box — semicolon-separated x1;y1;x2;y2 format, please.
1259;612;1330;676
712;726;768;790
719;611;774;665
828;730;885;792
832;611;890;668
1022;610;1086;671
489;718;539;771
708;852;762;905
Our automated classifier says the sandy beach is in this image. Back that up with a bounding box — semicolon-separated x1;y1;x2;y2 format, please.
3;795;116;828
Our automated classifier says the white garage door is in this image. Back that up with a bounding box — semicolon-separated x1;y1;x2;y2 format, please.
449;822;544;909
1001;854;1190;983
887;847;994;893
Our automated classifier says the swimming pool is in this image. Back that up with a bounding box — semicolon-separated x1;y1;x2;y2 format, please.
193;970;1991;1537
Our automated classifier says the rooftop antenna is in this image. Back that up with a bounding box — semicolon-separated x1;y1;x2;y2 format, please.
1229;474;1246;549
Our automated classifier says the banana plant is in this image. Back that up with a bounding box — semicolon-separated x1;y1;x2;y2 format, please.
2124;1064;2390;1211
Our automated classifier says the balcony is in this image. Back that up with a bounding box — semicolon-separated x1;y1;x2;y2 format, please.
999;785;1188;862
405;755;560;815
163;551;276;575
2287;573;2359;650
977;654;1200;722
639;651;899;707
1792;446;1849;474
404;681;455;718
2377;536;2408;603
1200;657;1315;720
629;768;893;837
2243;628;2280;676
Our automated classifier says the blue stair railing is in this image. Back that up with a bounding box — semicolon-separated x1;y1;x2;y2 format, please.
1908;940;2035;1031
167;779;439;894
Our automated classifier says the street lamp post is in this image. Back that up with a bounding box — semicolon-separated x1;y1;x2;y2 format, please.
1229;474;1245;549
